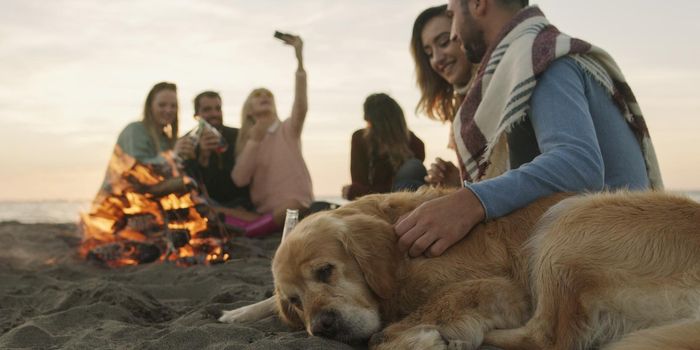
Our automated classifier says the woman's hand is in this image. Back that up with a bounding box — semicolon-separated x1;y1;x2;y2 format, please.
278;33;304;68
425;157;461;187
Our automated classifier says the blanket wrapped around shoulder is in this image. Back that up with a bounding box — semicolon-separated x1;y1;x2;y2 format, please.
453;6;663;189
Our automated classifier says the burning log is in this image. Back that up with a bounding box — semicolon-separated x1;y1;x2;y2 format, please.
165;208;191;222
116;213;160;234
80;148;236;267
167;229;190;248
86;241;161;267
132;177;195;198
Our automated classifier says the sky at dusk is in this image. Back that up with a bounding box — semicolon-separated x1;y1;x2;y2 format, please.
1;0;699;200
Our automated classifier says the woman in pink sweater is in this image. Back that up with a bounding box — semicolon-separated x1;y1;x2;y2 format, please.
226;33;312;238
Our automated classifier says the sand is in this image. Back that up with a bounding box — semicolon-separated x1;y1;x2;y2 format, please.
0;221;362;350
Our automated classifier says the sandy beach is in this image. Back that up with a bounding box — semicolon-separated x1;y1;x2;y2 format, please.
0;221;361;349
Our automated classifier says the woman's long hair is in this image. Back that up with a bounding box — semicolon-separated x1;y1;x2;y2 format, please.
363;93;413;172
235;88;274;156
142;81;178;152
410;5;461;123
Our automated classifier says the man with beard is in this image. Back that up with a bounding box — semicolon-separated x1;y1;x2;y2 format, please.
395;0;663;258
177;91;252;210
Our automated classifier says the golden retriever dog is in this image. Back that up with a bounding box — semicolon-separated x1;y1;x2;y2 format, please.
220;187;700;349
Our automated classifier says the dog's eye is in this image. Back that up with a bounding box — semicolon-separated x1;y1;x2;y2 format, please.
315;264;334;283
288;296;302;310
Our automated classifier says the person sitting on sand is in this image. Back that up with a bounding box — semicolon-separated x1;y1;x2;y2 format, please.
174;91;253;212
410;4;477;188
96;82;193;194
226;33;312;238
395;0;664;259
117;81;181;164
342;93;426;200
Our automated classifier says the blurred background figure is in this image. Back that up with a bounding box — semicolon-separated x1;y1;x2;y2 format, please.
121;81;180;164
98;81;187;195
227;33;312;238
175;91;254;220
342;93;426;200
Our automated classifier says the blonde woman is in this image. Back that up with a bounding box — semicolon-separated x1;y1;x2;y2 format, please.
226;33;312;238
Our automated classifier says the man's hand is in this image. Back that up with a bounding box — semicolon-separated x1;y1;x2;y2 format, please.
394;188;485;258
199;129;220;153
174;137;196;160
425;157;461;187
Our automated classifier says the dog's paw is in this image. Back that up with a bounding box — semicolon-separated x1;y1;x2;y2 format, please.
219;308;247;323
218;297;276;324
371;326;447;350
218;306;264;323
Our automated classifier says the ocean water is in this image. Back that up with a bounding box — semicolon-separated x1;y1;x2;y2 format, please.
0;192;697;224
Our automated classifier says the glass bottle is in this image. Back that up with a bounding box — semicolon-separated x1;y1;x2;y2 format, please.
282;209;299;240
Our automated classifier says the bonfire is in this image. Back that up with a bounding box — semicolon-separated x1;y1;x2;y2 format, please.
80;146;234;267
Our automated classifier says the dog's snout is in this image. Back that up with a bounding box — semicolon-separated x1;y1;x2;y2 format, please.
311;310;339;338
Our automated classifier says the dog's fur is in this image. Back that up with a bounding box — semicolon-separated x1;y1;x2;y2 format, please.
221;188;700;349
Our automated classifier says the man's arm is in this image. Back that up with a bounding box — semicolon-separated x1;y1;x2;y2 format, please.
467;57;605;219
395;57;606;258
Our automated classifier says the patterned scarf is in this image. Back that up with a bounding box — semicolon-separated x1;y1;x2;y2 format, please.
454;6;663;189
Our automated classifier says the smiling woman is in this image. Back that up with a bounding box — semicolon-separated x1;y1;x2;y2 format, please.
410;4;476;188
115;82;179;164
411;4;474;123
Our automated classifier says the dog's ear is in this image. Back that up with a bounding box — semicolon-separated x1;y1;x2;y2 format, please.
274;289;304;330
337;214;401;300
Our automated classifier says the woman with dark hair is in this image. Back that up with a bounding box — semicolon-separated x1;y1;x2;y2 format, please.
342;93;426;200
410;4;475;187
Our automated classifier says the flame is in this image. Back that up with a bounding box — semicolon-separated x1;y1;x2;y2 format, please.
80;146;234;267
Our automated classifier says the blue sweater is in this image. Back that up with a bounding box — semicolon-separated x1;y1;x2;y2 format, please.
466;57;650;219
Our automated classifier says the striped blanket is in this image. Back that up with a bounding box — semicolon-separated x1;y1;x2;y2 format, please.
453;6;663;189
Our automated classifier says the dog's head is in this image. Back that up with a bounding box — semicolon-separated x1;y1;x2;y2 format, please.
271;188;454;343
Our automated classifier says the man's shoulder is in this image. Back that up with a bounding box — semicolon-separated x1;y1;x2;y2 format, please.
220;124;239;139
220;124;238;131
220;125;239;133
542;56;586;81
